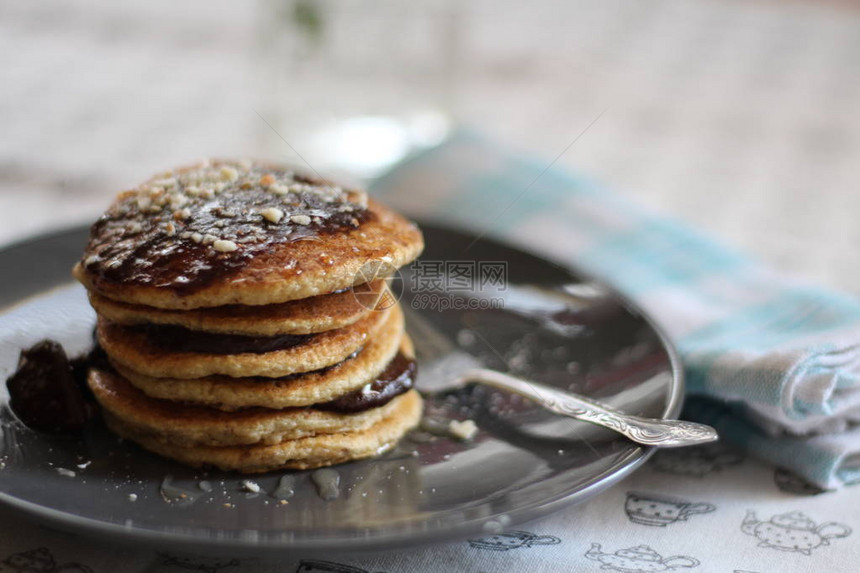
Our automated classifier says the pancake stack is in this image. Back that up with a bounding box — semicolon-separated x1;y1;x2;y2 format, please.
73;160;424;473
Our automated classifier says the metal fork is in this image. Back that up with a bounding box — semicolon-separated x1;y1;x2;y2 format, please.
405;307;718;448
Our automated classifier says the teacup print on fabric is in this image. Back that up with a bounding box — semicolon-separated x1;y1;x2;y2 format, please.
741;510;851;555
584;543;699;571
625;492;716;527
468;530;561;551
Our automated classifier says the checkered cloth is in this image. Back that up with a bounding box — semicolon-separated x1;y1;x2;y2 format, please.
371;131;860;489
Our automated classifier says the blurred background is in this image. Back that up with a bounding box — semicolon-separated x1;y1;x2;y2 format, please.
1;0;859;290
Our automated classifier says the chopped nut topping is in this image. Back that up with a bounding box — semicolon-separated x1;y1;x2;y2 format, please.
240;480;261;493
151;177;177;189
261;207;284;223
270;183;290;195
169;194;189;209
85;160;370;282
448;419;478;441
259;174;275;187
213;239;238;252
220;166;239;182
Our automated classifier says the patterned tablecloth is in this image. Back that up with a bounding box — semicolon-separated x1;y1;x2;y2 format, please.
0;446;855;572
1;0;859;571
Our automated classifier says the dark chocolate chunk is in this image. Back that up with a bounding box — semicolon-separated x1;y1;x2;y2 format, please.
6;340;98;433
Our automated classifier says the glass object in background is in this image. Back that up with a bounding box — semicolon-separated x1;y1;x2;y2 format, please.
259;0;460;179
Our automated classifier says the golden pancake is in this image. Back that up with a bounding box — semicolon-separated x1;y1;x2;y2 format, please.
117;330;411;411
105;389;423;472
73;160;423;310
98;304;400;379
87;279;385;336
88;368;413;447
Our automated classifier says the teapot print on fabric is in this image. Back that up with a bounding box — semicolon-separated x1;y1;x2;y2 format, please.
584;544;699;572
741;510;851;555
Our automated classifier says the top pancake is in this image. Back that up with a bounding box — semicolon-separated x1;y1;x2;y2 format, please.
73;160;423;309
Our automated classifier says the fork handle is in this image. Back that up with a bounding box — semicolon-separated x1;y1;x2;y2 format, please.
458;368;718;448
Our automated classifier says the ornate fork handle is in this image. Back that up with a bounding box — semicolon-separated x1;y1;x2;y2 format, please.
458;368;718;448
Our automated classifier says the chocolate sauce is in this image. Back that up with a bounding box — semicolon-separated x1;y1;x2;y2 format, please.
81;163;372;295
128;323;314;355
70;342;110;389
6;340;98;433
318;352;416;414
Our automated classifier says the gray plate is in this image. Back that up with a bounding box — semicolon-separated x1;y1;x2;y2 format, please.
0;223;682;556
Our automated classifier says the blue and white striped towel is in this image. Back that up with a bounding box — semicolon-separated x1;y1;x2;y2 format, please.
371;131;860;489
